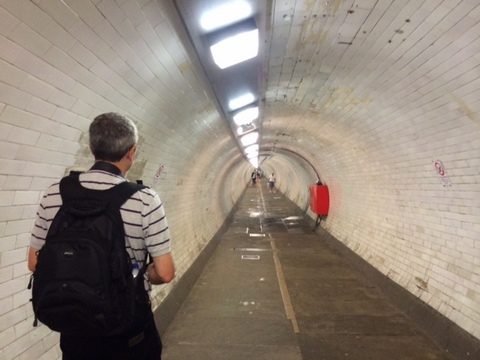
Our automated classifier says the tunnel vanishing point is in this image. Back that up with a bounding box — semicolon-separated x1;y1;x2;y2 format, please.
0;0;479;359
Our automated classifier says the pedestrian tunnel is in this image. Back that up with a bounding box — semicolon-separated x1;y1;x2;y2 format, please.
0;1;479;359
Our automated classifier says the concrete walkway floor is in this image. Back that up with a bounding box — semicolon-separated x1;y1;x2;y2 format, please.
162;181;453;360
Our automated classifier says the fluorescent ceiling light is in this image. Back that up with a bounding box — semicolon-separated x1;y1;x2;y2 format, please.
200;1;252;32
240;131;258;146
244;144;259;154
249;157;258;168
229;93;255;111
210;29;259;69
233;106;258;126
247;151;258;159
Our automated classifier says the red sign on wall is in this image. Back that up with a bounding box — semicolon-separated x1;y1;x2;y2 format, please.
434;160;451;187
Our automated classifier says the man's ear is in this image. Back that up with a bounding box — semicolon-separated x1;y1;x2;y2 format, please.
126;145;136;162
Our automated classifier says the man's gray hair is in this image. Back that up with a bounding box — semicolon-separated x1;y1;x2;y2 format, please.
89;113;138;162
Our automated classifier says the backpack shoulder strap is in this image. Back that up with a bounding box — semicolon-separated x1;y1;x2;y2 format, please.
59;172;83;203
108;181;146;209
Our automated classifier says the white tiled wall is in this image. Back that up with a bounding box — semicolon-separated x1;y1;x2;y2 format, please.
0;1;246;358
264;0;480;341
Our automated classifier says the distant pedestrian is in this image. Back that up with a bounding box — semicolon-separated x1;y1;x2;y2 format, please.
251;170;257;185
268;173;276;192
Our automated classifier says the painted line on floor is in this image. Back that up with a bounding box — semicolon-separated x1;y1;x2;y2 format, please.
258;181;300;334
259;181;267;214
270;236;300;334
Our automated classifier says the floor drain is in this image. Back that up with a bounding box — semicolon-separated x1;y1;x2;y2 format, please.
241;255;260;260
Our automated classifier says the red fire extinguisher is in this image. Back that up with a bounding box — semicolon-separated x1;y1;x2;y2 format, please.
309;183;329;216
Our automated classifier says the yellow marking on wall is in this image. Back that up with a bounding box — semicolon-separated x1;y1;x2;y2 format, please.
323;87;372;110
178;61;191;74
332;0;343;14
450;94;479;127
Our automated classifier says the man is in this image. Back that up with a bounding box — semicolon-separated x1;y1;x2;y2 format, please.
268;173;276;192
28;112;175;359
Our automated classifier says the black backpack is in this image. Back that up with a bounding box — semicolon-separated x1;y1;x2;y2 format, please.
29;172;148;336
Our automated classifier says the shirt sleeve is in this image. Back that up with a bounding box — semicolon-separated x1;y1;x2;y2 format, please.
30;183;61;250
142;189;171;257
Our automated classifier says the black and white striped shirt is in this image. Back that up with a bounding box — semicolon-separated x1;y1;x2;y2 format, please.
30;164;171;287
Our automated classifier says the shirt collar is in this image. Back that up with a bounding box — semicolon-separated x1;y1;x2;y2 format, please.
90;161;123;176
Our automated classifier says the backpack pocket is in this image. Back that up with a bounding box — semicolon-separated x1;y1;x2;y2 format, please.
34;279;111;335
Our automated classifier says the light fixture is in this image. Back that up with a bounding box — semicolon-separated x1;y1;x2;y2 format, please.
249;157;258;168
229;93;255;111
237;127;244;136
233;106;258;126
236;123;257;136
244;144;259;154
200;1;253;32
240;131;258;146
210;28;259;69
247;151;258;159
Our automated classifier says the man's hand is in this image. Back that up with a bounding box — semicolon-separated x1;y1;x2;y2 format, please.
147;253;175;285
27;247;39;272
